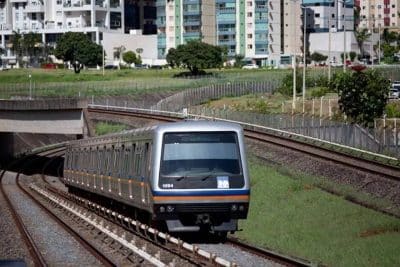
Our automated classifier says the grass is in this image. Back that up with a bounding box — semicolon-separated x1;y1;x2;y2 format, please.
0;68;292;99
234;156;400;266
95;122;128;136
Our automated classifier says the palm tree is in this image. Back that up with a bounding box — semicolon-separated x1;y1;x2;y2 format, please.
354;28;371;59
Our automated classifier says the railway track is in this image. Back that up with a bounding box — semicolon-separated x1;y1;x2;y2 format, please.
0;170;46;267
88;105;400;180
40;173;313;266
0;150;114;266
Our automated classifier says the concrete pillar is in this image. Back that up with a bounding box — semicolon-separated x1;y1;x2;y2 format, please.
95;30;100;44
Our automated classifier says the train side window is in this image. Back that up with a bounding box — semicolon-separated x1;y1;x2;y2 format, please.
135;143;142;178
142;142;150;177
123;147;130;178
101;147;107;175
130;144;136;177
106;148;112;175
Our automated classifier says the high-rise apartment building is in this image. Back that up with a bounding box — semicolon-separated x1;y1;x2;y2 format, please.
0;0;125;63
156;0;270;65
358;0;400;30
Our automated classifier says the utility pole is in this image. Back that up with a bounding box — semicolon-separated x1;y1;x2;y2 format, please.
292;1;297;113
302;5;306;113
378;23;381;65
328;17;331;82
343;0;346;72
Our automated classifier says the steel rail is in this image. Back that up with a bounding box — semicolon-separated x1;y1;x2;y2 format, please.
15;150;116;267
227;237;312;267
87;106;400;180
0;170;47;267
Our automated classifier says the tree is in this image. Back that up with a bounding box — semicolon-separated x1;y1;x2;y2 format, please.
23;32;42;66
122;50;141;65
354;28;371;58
10;31;23;68
55;32;103;73
331;69;390;126
234;54;244;68
348;51;357;62
113;45;125;69
310;52;328;64
166;40;224;75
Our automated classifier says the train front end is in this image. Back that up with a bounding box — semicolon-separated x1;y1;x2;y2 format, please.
152;121;250;234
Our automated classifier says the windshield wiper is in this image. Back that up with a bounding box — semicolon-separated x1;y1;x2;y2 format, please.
201;172;216;181
176;175;187;181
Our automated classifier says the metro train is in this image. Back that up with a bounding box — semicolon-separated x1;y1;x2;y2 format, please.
63;120;250;236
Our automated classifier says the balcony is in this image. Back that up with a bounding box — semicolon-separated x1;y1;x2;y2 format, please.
217;7;235;14
183;0;200;4
218;28;235;35
383;0;390;4
63;0;91;8
183;19;200;26
110;0;120;8
95;0;107;8
255;5;268;12
384;8;390;14
183;32;201;40
218;38;235;45
384;17;390;26
24;3;44;13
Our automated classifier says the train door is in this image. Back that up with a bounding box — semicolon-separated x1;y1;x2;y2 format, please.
142;142;152;205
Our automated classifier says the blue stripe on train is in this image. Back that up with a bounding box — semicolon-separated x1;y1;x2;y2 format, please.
152;189;250;196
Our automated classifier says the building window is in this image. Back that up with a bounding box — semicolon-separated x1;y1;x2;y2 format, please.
247;33;252;38
247;1;252;6
247;44;252;49
377;5;381;9
247;12;252;17
315;13;320;18
332;14;335;18
392;14;395;17
57;0;62;4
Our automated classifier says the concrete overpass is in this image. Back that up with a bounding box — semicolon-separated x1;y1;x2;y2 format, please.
0;98;93;166
0;99;91;135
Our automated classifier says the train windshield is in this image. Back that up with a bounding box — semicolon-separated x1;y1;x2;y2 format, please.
159;132;244;189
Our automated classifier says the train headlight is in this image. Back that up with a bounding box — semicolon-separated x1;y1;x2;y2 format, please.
231;204;238;211
159;206;165;213
167;205;175;212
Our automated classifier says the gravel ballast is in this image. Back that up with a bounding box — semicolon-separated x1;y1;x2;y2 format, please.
1;171;104;266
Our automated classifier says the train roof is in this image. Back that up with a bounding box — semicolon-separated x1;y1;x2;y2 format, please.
154;120;243;133
68;120;242;148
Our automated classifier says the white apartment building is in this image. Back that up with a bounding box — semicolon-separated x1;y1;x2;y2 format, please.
0;0;124;65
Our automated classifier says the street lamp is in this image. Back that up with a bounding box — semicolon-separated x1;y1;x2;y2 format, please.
291;0;299;113
28;74;32;100
341;0;347;72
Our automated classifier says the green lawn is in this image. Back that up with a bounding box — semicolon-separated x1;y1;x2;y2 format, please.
235;156;400;266
0;68;291;98
95;122;128;136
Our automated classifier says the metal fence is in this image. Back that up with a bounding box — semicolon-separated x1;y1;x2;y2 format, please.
151;80;281;111
188;107;400;157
